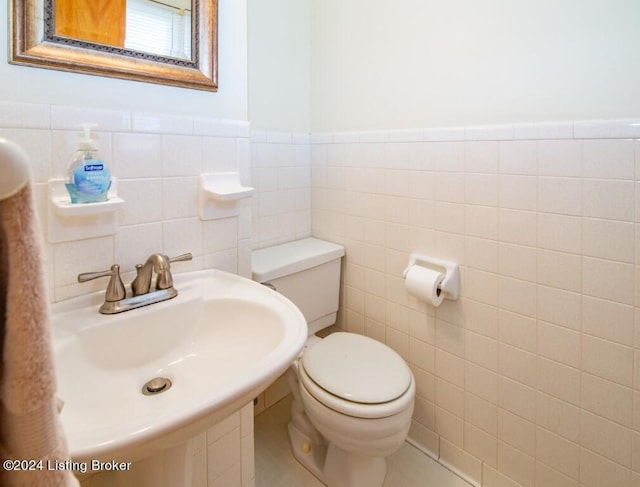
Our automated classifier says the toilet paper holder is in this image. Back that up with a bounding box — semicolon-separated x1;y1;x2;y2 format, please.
402;254;460;301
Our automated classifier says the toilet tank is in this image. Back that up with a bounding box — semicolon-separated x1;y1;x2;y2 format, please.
252;238;345;335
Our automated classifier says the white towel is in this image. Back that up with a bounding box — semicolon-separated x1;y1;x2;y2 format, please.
0;183;78;487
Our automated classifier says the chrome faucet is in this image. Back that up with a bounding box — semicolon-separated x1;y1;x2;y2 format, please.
78;252;192;314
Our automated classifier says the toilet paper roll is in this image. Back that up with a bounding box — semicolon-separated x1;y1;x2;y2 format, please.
404;265;445;306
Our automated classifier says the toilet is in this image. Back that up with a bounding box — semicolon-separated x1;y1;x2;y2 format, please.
252;238;415;487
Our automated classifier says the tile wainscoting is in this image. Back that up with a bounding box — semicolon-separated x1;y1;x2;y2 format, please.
310;119;640;487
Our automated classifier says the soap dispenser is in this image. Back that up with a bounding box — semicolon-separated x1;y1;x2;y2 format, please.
65;123;111;203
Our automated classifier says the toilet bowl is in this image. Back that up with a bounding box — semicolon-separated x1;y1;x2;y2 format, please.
252;239;416;487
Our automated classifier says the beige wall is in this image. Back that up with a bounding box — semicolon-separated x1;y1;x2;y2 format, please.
310;0;640;132
248;0;311;133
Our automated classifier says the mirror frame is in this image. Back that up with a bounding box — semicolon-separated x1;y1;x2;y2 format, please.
10;0;218;91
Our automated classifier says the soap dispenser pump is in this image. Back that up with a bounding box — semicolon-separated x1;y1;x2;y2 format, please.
65;123;111;203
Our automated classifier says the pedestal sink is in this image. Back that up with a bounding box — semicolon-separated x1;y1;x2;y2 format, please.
50;269;308;485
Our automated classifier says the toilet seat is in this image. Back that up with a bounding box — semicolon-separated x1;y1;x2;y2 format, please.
299;333;414;419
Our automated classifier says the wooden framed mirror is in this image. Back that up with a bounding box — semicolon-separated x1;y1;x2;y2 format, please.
10;0;218;91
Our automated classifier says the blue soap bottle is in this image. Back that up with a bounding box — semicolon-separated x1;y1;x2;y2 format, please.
65;123;111;204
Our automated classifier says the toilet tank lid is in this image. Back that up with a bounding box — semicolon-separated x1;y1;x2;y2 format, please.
252;238;345;282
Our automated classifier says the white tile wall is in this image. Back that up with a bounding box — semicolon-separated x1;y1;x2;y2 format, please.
0;101;254;487
250;131;311;249
309;118;640;487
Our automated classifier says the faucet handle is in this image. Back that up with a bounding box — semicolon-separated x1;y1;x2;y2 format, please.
78;264;126;302
168;252;193;264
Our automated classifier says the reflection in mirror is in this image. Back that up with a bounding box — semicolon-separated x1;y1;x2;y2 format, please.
10;0;217;91
53;0;192;60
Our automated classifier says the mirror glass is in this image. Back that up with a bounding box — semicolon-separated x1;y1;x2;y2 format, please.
53;0;192;61
10;0;217;91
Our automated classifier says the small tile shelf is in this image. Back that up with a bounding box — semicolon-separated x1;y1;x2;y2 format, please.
198;172;254;220
47;178;124;243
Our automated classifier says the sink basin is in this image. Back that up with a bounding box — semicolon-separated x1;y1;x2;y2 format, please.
51;269;307;464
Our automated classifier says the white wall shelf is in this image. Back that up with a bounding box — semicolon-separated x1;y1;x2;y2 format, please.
198;172;254;220
47;178;124;243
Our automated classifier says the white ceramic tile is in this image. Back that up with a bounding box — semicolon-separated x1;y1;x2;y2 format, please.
497;440;535;487
112;133;162;178
582;257;635;305
423;126;465;142
434;142;465;171
466;362;498;405
537;139;582;177
408;143;436;171
582;296;634;346
498;175;537;211
498;342;537;388
498;243;536;282
132;112;193;134
310;133;334;144
537;249;582;293
53;237;115;287
536;357;581;406
535;427;580;481
161;177;198;220
202;137;238;172
537;285;582;331
583;139;635;180
536;213;582;254
582;334;633;387
512;121;574;140
581;410;632;468
465;124;513;141
465;205;498;239
537;321;581;368
51;105;130;131
536;391;580;443
579;447;631;487
163;217;203;258
194;118;248;137
498;141;537;175
498;309;536;353
388;128;424;142
574;119;640;139
465;173;498;206
582;218;635;263
466;331;498;371
464;422;497;467
499;275;537;319
498;209;537;246
583;179;635;221
498;408;535;456
464;141;499;173
161;134;202;176
117;178;163;225
435;172;464;203
0;101;50;128
581;372;633;426
434;202;465;234
357;131;388;143
537;177;582;216
464;237;498;273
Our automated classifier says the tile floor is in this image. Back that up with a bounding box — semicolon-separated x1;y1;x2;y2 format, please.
254;396;470;487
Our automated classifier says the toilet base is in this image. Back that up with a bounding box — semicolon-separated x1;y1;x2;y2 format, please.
324;443;386;487
288;420;327;481
288;420;388;487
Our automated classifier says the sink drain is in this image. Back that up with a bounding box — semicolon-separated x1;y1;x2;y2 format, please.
142;377;172;396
